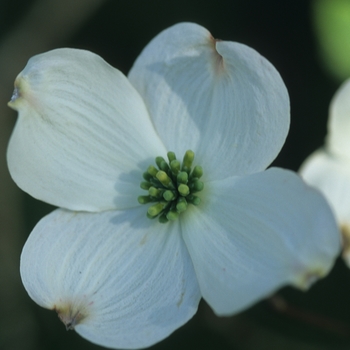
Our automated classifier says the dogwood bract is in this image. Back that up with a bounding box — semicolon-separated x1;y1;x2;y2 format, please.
300;79;350;265
8;23;340;349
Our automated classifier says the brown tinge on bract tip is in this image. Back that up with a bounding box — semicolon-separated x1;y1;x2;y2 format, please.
54;303;87;331
208;34;225;75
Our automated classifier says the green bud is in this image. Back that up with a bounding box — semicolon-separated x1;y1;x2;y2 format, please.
138;195;153;204
167;210;179;221
156;171;174;188
191;180;204;192
167;151;176;162
191;165;203;179
149;186;163;198
147;202;166;217
178;184;190;196
158;214;169;223
156;157;169;172
143;172;153;181
182;150;195;172
170;160;181;176
187;195;201;206
176;197;187;212
155;156;166;168
147;165;158;177
177;171;188;184
140;181;152;190
163;190;175;201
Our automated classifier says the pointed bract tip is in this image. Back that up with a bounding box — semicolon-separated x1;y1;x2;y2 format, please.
292;267;329;291
208;34;225;75
10;87;20;102
8;76;26;110
54;303;87;330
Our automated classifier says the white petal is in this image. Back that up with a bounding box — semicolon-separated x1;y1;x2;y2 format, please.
20;208;200;349
8;48;166;211
300;149;350;225
128;22;290;180
181;168;340;315
327;79;350;159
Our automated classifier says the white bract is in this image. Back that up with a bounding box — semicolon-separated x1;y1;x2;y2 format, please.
300;79;350;265
8;23;340;349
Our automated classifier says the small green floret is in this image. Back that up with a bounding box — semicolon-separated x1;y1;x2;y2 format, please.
167;210;179;221
182;150;195;172
148;202;166;217
177;172;188;184
191;180;204;192
147;165;158;177
156;171;173;188
178;184;190;196
140;181;152;190
191;165;203;179
137;150;204;223
167;151;176;162
148;187;163;198
176;197;187;212
163;190;175;201
170;160;181;175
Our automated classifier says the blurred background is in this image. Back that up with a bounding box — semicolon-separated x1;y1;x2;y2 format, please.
1;0;350;349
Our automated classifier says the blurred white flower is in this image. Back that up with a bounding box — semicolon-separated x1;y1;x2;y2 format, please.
8;22;340;349
300;78;350;265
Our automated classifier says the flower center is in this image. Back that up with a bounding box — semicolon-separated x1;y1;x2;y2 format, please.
138;150;204;223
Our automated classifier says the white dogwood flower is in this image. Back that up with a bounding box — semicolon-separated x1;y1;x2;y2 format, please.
300;78;350;265
8;23;340;349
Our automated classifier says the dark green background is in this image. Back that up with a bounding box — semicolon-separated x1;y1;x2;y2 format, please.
1;1;349;349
